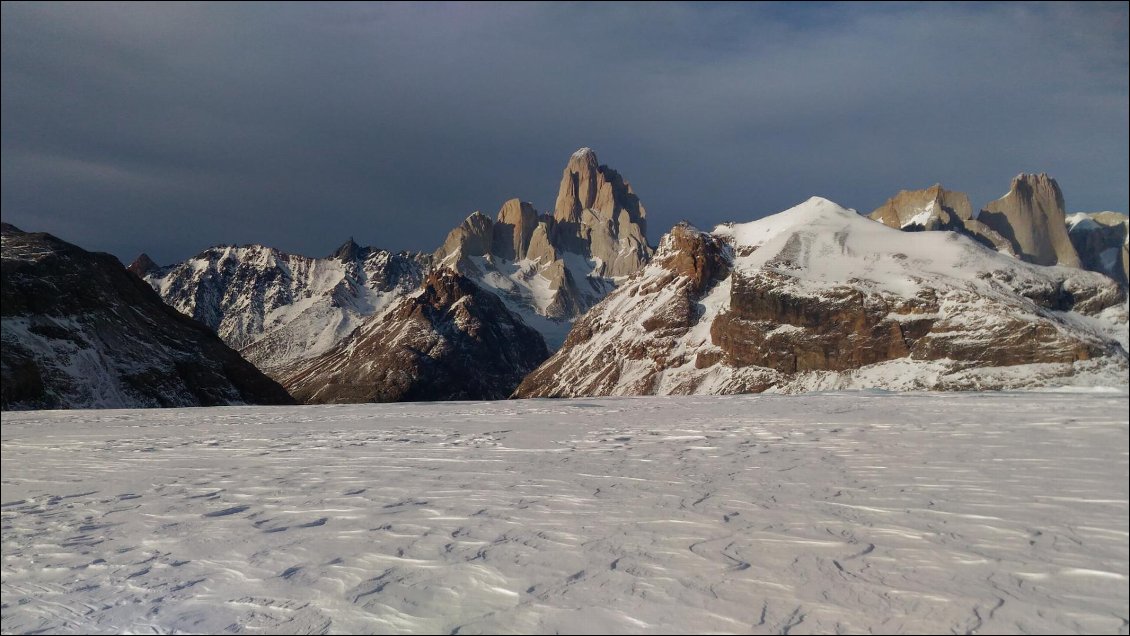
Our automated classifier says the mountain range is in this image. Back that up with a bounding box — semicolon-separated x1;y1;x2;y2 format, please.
1;223;293;409
2;149;1127;408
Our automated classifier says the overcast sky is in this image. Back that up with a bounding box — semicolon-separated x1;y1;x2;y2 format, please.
2;2;1127;264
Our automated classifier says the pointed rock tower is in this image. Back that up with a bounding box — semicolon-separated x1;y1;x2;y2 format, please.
431;148;654;348
552;147;651;277
978;173;1082;268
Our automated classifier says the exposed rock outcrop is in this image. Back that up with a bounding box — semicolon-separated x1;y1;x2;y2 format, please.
284;269;549;403
1067;212;1129;286
515;198;1127;398
434;148;653;348
979;173;1082;268
492;199;539;261
869;175;1130;286
868;184;1014;254
1;224;294;410
869;184;974;230
141;241;429;376
126;252;159;277
551;147;651;277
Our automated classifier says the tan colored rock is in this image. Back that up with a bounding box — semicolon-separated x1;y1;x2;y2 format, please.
525;221;558;264
979;173;1082;267
552;147;652;277
869;184;973;230
434;211;493;264
553;148;602;224
960;219;1017;256
491;199;538;261
656;223;729;296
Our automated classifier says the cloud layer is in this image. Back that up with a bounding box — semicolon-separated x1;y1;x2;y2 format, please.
2;2;1127;263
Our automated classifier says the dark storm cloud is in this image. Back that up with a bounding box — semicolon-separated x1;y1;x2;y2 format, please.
2;2;1127;264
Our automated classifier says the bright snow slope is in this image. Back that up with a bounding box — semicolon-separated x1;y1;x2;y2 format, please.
2;392;1127;634
518;197;1128;397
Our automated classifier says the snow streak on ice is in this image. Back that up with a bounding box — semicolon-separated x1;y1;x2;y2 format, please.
1;393;1127;634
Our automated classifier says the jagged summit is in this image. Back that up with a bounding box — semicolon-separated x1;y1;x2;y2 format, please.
979;172;1081;268
127;253;160;277
284;267;549;404
141;241;430;375
1;227;293;409
329;237;364;261
432;148;655;347
516;195;1127;398
869;184;974;231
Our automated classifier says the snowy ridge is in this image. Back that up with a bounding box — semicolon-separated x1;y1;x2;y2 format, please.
1064;211;1129;286
453;253;618;349
1;225;292;409
281;268;549;403
517;197;1128;397
144;243;429;375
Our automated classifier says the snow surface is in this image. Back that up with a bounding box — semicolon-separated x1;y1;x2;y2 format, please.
2;392;1127;634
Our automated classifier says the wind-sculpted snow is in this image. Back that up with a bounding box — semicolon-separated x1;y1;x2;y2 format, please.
2;393;1127;634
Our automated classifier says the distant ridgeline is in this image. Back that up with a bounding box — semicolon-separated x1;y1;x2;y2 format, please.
2;152;1127;409
1;223;293;410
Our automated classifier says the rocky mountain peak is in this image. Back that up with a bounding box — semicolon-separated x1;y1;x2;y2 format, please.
492;198;538;261
552;147;644;228
1009;172;1062;203
980;172;1081;267
434;210;495;263
417;267;480;309
656;223;730;296
329;237;365;261
550;147;651;277
127;253;160;277
284;267;550;404
869;184;973;231
2;227;294;409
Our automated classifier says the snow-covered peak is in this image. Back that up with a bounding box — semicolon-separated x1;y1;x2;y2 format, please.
714;196;867;249
715;195;1102;299
143;241;429;375
571;146;596;159
518;196;1127;399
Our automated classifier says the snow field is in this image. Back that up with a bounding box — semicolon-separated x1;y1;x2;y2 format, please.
2;392;1127;634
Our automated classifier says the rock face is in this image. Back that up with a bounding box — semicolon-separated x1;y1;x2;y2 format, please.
141;241;429;376
979;173;1082;268
515;198;1128;397
284;269;549;403
0;223;293;410
551;147;651;277
434;148;654;348
126;252;159;277
869;184;1014;254
1067;212;1129;286
870;175;1130;287
869;184;974;230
